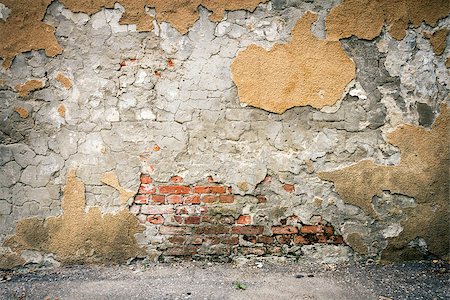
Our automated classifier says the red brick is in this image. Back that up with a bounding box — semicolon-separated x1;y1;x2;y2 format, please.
324;225;334;236
167;195;183;204
231;226;264;235
139;184;156;194
175;206;196;215
272;226;298;235
194;186;226;194
207;176;215;183
222;235;239;245
317;235;327;243
190;236;203;245
282;184;295;192
146;215;164;224
267;246;282;255
332;235;344;244
203;236;221;245
276;235;292;244
140;175;153;184
170;175;183;183
159;226;191;235
172;215;183;224
237;215;252;225
151;195;166;204
199;206;208;214
134;195;149;204
168;235;185;244
165;246;198;256
256;195;267;203
202;195;217;203
141;205;174;215
194;225;230;235
257;236;274;244
183;195;200;204
159;185;191;194
243;235;257;243
185;216;201;224
301;225;323;234
219;195;234;203
293;235;308;245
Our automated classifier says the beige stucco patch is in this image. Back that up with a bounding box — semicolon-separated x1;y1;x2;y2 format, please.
1;169;145;267
231;12;355;113
326;0;450;41
319;105;449;260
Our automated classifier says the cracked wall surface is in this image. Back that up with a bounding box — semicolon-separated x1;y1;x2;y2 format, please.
0;0;449;269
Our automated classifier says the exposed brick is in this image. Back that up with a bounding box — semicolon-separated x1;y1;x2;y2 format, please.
293;235;308;245
257;236;274;244
203;236;221;245
190;236;203;245
147;215;164;224
159;226;191;235
201;215;211;223
151;195;166;204
276;235;292;244
207;176;215;183
222;235;239;245
194;186;226;194
237;215;252;225
240;247;266;256
170;175;183;183
168;235;185;244
165;246;198;256
272;226;298;235
141;205;174;215
317;235;327;243
172;215;183;224
167;195;183;204
139;184;156;194
243;235;257;243
140;175;153;184
134;195;149;204
267;246;282;255
231;226;264;235
332;235;344;244
183;195;200;204
159;185;191;194
282;184;295;192
202;195;217;203
219;195;234;203
324;225;334;236
256;195;267;203
199;206;208;214
194;225;231;235
301;225;323;234
175;206;197;215
185;216;201;224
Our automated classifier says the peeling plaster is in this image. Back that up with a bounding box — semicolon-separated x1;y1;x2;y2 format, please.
326;0;450;41
319;105;449;260
1;169;145;268
231;12;355;113
14;79;45;98
55;73;73;89
100;171;136;204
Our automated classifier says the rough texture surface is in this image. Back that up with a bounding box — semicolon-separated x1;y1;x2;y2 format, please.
326;0;450;41
0;0;449;269
231;12;355;113
319;105;449;260
1;170;145;268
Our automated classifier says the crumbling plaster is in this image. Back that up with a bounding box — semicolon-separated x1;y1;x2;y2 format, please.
0;0;449;268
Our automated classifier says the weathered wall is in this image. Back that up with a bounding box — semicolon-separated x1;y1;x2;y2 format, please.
0;0;449;269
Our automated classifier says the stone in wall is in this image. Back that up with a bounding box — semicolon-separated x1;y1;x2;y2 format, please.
231;12;355;113
319;105;449;260
0;169;145;269
326;0;450;41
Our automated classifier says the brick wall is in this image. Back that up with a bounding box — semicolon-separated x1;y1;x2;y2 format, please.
132;174;344;259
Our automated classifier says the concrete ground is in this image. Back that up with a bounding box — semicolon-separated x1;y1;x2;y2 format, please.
0;260;449;300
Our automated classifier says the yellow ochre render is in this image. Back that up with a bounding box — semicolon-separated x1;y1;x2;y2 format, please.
231;12;356;113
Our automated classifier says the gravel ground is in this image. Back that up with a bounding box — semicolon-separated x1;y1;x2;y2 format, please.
0;260;448;300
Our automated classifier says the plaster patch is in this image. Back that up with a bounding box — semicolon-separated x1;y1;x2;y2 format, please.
319;105;449;260
14;107;29;119
100;171;136;204
231;12;355;113
326;0;450;41
56;73;73;89
14;79;45;97
58;104;66;118
424;28;449;56
0;0;63;68
2;169;145;266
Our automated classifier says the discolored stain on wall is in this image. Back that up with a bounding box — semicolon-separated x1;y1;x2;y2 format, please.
319;105;449;260
14;79;45;98
231;12;355;113
326;0;450;41
0;0;63;69
1;169;145;267
0;0;267;67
